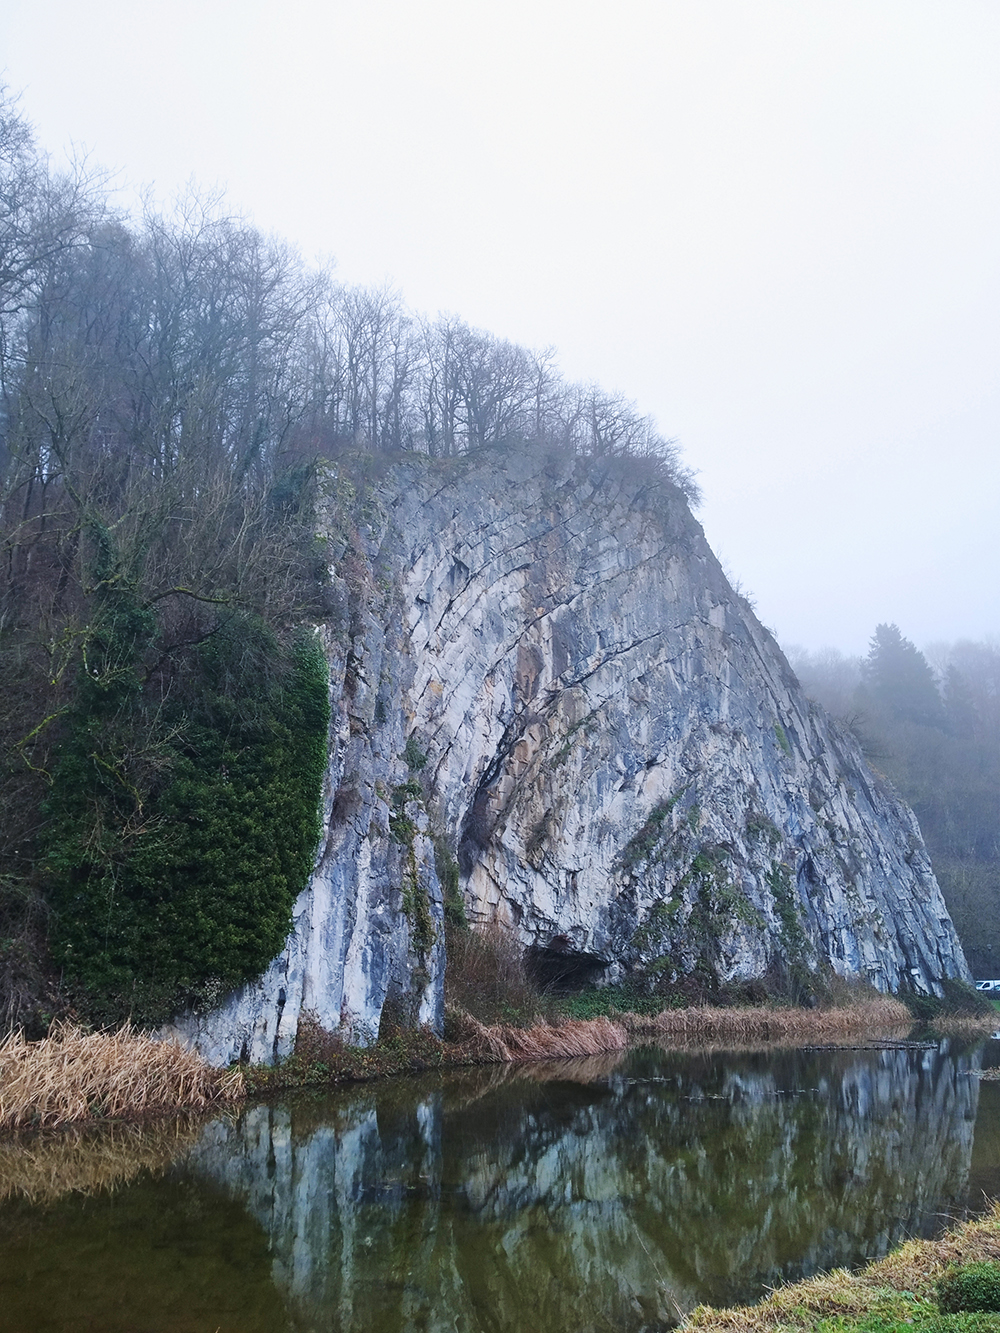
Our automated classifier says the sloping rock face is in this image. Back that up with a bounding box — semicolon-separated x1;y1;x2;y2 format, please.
171;445;969;1063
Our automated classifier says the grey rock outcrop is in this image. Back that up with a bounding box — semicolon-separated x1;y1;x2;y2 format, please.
169;444;969;1063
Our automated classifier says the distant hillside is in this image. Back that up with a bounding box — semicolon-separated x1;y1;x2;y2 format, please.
790;632;1000;977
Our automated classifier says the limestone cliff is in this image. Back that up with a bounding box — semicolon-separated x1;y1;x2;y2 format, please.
169;444;970;1063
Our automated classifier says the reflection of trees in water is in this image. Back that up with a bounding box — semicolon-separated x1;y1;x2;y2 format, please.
185;1045;980;1333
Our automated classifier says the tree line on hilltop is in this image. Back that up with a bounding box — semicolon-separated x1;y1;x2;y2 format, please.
10;86;983;1029
790;626;1000;977
0;90;694;1032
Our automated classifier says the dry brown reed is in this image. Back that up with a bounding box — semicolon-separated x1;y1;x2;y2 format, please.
449;1010;629;1064
516;1050;627;1083
444;923;549;1025
0;1023;244;1132
0;1116;206;1203
686;1200;1000;1330
627;997;912;1046
926;1012;999;1037
267;995;931;1098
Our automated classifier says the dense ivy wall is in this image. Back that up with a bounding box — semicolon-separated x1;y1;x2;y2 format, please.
43;597;329;1026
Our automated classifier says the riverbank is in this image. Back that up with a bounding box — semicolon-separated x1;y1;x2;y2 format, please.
1;997;993;1130
1;1032;996;1331
242;996;925;1096
0;1024;243;1132
686;1200;1000;1330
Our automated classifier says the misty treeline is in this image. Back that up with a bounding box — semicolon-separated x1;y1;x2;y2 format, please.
0;92;695;1032
790;627;1000;976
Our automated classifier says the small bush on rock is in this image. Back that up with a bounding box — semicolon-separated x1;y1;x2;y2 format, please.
904;978;994;1025
937;1261;1000;1314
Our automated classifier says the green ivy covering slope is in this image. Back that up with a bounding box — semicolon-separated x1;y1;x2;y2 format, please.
43;597;329;1027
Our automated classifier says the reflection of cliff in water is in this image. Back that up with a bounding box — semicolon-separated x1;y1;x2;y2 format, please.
184;1044;980;1332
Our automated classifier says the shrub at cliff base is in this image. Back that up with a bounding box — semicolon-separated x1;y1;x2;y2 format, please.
0;1024;244;1132
937;1262;1000;1315
902;976;995;1026
42;602;329;1028
443;922;548;1025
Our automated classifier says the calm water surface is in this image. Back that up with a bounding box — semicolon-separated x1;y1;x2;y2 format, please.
2;1040;999;1333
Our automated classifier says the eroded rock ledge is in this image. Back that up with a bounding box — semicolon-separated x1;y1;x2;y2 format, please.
168;445;970;1064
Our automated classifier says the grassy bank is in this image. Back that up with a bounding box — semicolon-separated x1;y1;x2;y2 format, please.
244;1010;631;1095
0;1024;243;1132
1;988;994;1128
686;1202;1000;1331
244;995;977;1096
627;996;913;1043
7;921;981;1128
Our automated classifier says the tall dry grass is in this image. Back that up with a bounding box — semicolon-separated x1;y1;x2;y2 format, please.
0;1024;243;1132
442;922;935;1063
444;923;550;1025
926;1011;1000;1037
0;1116;206;1203
447;1009;629;1063
627;997;913;1046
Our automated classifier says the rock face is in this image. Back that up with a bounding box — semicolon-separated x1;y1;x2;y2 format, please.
169;444;970;1064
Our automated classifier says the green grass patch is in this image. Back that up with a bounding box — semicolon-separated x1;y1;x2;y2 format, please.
556;984;665;1020
689;1201;1000;1332
815;1312;1000;1331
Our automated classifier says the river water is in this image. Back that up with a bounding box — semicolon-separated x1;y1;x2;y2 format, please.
1;1039;999;1332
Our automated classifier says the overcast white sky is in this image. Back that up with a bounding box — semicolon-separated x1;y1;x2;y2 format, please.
3;0;998;655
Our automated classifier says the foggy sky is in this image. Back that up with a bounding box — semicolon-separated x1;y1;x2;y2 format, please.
3;0;998;655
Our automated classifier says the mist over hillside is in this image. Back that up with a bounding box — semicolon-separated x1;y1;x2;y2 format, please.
790;631;1000;976
1;90;992;1037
